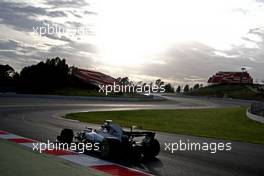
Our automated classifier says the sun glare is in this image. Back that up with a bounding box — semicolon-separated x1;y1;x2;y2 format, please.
94;0;257;66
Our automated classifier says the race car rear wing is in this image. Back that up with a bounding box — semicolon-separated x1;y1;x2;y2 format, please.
124;131;156;138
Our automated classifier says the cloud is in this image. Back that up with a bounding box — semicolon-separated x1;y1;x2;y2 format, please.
0;39;45;70
0;0;264;85
223;27;264;64
84;10;98;15
0;38;97;71
256;0;264;4
0;0;97;72
0;39;38;54
46;0;89;7
48;11;68;17
0;1;46;32
135;40;264;85
0;1;93;41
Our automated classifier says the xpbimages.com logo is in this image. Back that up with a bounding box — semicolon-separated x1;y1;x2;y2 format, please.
32;24;91;37
32;140;100;154
99;82;166;95
164;140;232;154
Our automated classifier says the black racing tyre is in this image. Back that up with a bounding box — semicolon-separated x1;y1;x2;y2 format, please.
58;129;73;144
130;145;142;161
100;139;120;159
143;139;160;158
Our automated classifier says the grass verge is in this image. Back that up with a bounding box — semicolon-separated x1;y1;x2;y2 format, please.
0;139;103;176
65;107;264;144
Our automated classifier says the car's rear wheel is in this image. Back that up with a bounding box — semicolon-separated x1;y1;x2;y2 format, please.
100;139;120;159
101;139;110;158
130;145;142;161
57;129;73;144
143;139;160;158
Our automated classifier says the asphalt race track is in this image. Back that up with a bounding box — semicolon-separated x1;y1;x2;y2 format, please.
0;94;263;176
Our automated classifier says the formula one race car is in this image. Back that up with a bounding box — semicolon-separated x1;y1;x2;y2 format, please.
57;120;160;159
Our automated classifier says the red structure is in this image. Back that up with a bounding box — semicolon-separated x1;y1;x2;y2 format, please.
71;67;118;87
208;71;253;85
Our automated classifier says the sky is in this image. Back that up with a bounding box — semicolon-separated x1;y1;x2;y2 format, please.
0;0;264;86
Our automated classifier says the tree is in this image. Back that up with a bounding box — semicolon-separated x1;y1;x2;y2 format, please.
176;86;181;93
183;84;189;93
136;81;142;85
0;64;16;86
164;83;174;93
19;57;70;92
154;79;165;92
193;83;200;89
118;77;129;85
155;79;162;86
116;77;121;83
129;81;134;86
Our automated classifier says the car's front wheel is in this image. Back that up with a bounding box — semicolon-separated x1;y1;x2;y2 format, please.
57;129;74;144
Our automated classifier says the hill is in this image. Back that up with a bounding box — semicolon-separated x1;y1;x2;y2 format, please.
186;84;264;101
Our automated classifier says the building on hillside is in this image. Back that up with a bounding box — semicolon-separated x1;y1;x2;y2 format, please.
70;67;118;88
208;71;253;85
